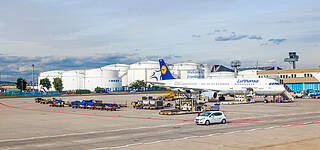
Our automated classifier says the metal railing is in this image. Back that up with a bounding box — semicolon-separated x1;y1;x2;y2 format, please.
0;91;61;97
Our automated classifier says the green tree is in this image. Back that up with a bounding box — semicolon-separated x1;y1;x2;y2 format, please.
53;77;63;91
40;78;51;91
129;80;146;90
16;78;27;91
95;87;105;91
95;87;106;93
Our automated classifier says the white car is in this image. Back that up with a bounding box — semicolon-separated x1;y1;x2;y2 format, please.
195;111;227;125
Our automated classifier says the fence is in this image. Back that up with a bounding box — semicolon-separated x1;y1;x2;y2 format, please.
127;87;167;92
0;91;61;97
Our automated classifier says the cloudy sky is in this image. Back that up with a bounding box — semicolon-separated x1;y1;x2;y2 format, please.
0;0;319;81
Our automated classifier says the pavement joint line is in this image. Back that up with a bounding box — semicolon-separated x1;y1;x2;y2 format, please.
144;140;166;145
105;142;144;149
3;100;320;149
2;119;314;150
182;136;199;140
231;120;320;126
0;123;192;143
157;129;174;134
264;126;281;129
101;136;122;140
2;101;320;126
0;102;194;122
199;133;219;138
247;129;257;131
1;147;20;150
72;136;122;143
91;122;309;150
72;139;95;143
33;143;57;147
236;111;320;120
249;115;320;124
90;129;255;150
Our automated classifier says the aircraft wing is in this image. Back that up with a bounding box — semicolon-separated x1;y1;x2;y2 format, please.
147;81;166;86
167;86;220;93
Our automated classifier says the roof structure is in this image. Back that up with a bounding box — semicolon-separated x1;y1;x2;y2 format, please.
211;65;234;72
257;68;320;75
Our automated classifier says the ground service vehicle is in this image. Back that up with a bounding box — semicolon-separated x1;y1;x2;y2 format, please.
195;111;227;125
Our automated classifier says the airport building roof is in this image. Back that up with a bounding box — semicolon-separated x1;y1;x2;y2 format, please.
282;77;319;84
239;66;282;71
257;68;320;75
211;65;281;73
211;65;234;72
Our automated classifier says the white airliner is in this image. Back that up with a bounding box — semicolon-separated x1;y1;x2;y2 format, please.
155;59;290;100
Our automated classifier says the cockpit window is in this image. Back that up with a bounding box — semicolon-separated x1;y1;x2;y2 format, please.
269;83;280;85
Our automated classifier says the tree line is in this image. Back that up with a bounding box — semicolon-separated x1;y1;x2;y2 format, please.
16;77;63;92
16;78;152;92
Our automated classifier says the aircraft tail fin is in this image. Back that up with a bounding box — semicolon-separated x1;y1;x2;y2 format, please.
159;59;175;80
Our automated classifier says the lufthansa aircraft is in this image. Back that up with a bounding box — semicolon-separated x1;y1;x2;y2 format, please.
155;59;288;100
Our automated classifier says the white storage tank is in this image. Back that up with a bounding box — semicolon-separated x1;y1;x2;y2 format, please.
172;63;204;79
38;68;122;91
62;70;85;90
127;61;160;85
38;70;64;91
101;64;129;87
85;68;122;91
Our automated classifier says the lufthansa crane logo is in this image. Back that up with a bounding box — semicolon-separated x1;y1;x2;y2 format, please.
161;66;167;75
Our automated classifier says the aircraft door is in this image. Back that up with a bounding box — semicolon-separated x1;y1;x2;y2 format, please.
213;92;217;99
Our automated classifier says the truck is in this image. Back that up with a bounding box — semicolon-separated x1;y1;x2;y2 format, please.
309;90;320;99
132;99;166;109
293;92;303;98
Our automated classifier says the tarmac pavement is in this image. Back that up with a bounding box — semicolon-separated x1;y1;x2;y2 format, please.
1;94;320;150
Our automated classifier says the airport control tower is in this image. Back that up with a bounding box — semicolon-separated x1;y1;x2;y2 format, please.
284;52;299;69
231;60;241;78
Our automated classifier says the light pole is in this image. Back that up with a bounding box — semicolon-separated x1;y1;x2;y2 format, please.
20;78;23;92
0;72;1;91
32;64;34;91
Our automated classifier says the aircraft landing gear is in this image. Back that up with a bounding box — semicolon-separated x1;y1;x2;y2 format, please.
218;95;225;101
264;96;268;103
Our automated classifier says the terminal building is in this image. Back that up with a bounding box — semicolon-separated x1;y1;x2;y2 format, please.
258;68;320;93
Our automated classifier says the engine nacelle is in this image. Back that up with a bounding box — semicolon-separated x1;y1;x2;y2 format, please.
185;89;196;93
171;88;185;92
201;91;218;101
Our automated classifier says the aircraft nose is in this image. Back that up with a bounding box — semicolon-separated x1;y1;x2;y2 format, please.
280;86;286;91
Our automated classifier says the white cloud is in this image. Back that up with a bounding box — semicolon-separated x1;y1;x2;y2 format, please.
18;66;31;72
264;59;277;66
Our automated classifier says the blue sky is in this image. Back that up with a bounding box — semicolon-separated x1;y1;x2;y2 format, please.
0;0;319;81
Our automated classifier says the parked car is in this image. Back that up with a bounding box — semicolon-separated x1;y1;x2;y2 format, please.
293;92;303;98
195;111;227;125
